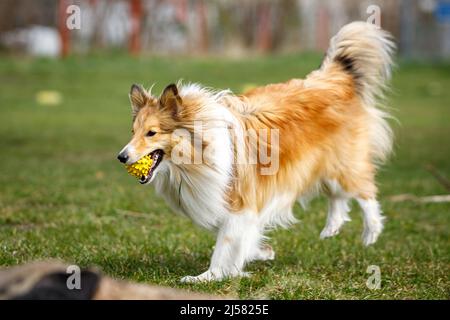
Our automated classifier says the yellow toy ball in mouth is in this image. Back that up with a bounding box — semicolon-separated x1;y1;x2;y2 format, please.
125;155;153;179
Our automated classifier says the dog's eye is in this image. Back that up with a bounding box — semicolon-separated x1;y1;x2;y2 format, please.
147;130;156;137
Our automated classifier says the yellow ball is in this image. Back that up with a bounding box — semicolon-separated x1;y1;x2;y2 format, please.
125;155;153;178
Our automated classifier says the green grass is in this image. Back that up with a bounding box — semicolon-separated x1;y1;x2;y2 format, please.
0;53;449;299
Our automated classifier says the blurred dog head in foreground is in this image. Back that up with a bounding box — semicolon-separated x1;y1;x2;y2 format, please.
0;261;219;300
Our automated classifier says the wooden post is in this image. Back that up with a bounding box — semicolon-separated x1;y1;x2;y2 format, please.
257;2;272;52
58;0;70;58
316;5;329;52
129;0;142;55
197;0;208;53
175;0;188;23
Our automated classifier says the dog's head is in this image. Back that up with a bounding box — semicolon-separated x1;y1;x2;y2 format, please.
117;83;185;184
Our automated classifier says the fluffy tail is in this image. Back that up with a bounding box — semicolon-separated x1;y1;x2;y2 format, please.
321;21;396;163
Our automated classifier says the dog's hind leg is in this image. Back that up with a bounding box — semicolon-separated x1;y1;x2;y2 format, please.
320;180;351;239
337;170;384;245
356;197;384;246
320;197;351;239
180;210;262;283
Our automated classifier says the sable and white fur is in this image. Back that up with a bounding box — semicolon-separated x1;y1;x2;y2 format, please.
118;22;396;282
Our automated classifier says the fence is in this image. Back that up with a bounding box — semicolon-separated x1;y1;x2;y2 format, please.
0;0;449;58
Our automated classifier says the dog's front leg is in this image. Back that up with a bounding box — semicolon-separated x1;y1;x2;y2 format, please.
181;211;261;283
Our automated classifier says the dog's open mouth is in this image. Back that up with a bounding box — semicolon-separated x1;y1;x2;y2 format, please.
139;149;164;184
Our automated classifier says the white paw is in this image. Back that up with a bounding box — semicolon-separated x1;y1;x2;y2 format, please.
254;245;275;261
261;247;275;261
362;228;382;246
320;225;341;239
362;218;384;246
180;269;250;283
180;275;211;283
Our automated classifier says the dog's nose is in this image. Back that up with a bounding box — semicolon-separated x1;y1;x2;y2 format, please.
117;152;129;164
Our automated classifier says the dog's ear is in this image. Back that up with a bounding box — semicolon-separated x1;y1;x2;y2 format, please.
129;84;148;120
159;84;182;118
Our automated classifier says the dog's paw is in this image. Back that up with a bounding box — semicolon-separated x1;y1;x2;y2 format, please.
362;215;384;246
260;245;275;261
180;275;209;283
180;269;250;283
253;245;275;261
320;225;341;239
362;227;382;246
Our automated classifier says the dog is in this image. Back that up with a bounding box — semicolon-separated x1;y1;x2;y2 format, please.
117;22;395;282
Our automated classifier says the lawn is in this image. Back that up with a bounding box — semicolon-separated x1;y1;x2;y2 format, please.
0;53;449;299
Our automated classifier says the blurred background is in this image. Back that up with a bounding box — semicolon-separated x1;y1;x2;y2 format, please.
0;0;449;299
1;0;450;59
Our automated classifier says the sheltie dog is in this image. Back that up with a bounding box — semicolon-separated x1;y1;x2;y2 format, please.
118;22;395;282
